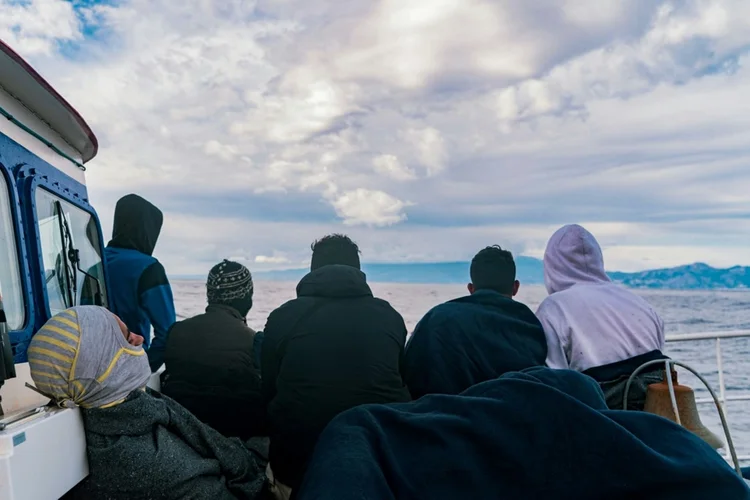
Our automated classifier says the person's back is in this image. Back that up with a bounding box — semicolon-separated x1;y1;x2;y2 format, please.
105;194;176;372
28;306;265;500
536;224;665;409
262;234;411;493
403;246;546;399
163;260;265;440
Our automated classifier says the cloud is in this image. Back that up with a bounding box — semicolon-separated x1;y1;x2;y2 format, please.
7;0;750;273
0;0;82;56
372;154;416;181
254;255;290;265
404;127;448;176
331;189;411;226
203;140;240;162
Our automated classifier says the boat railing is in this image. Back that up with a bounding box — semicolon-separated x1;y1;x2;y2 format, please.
665;330;750;463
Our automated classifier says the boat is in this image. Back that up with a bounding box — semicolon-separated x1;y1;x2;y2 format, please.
0;39;161;499
0;38;747;499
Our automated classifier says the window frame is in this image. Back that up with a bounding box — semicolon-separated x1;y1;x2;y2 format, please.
5;134;107;362
31;184;109;319
0;160;33;339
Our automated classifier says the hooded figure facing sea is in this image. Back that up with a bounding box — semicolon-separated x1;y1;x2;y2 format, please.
28;306;266;500
536;224;666;410
105;193;176;372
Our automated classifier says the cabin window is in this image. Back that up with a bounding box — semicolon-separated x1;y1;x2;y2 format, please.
0;173;25;330
35;189;108;315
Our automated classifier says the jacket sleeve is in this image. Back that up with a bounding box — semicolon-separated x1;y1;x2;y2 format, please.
535;299;569;369
261;311;281;405
402;312;434;399
138;261;177;372
253;330;264;373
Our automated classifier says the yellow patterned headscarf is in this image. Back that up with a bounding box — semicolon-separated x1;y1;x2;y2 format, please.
28;306;151;409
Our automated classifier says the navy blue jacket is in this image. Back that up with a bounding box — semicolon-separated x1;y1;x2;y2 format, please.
403;290;547;399
104;194;175;371
297;367;750;500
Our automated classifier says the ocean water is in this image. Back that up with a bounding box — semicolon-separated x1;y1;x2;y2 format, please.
172;280;750;461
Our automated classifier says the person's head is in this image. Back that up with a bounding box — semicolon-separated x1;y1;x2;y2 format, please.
468;245;519;297
543;224;610;295
310;234;361;271
109;194;164;256
206;260;254;317
27;306;151;409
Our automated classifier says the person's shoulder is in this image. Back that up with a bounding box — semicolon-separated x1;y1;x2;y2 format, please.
264;296;314;330
369;296;405;316
168;312;206;333
138;260;171;294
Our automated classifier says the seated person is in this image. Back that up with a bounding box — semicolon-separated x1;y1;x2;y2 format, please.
536;224;666;410
403;245;546;399
163;260;265;439
28;306;266;500
262;234;411;494
296;367;750;500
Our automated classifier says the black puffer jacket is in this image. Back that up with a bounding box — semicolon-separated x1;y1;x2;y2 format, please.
163;304;265;439
261;265;411;489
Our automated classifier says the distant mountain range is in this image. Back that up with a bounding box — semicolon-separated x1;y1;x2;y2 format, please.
174;258;750;289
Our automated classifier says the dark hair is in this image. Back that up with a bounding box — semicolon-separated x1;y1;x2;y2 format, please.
310;234;361;271
470;245;516;295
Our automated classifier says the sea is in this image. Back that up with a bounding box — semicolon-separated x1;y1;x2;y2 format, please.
172;280;750;462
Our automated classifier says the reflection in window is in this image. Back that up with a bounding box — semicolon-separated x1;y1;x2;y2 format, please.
35;189;107;316
0;173;25;330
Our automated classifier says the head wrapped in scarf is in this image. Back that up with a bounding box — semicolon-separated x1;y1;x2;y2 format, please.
206;260;254;317
28;306;151;409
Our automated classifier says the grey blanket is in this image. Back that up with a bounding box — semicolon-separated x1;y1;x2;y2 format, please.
69;389;266;499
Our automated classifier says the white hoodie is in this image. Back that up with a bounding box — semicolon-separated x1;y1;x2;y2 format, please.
536;224;665;372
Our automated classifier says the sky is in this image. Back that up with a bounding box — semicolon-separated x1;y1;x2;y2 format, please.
4;0;750;274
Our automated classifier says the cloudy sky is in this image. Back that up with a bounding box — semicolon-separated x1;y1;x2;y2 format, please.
4;0;750;274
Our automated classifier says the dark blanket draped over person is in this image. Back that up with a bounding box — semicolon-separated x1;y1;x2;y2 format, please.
296;367;750;500
403;289;547;398
69;389;266;500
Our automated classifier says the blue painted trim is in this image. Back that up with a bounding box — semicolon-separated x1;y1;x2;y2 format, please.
0;157;35;357
0;132;107;362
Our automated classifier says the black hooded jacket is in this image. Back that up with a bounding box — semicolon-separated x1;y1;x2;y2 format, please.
109;193;164;255
104;194;176;371
261;264;411;488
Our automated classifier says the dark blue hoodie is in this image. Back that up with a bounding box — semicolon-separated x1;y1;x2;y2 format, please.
104;194;175;371
403;290;547;399
297;367;750;500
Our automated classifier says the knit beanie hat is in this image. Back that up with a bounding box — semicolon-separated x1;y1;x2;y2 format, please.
206;260;254;310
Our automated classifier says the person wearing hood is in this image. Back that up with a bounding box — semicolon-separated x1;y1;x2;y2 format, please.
162;260;265;440
295;367;749;500
536;224;666;410
105;194;176;372
402;245;547;399
28;306;267;500
261;234;411;497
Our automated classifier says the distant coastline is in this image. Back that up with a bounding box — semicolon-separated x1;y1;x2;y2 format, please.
172;258;750;290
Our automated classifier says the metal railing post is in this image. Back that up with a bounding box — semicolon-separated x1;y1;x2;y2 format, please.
716;338;726;406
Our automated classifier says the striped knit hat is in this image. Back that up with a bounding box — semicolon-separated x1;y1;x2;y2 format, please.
27;306;151;409
206;260;254;304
